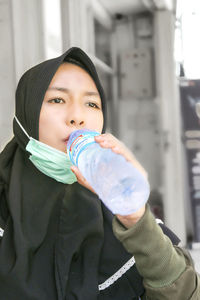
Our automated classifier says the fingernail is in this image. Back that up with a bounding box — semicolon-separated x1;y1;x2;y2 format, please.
95;135;103;139
113;146;119;151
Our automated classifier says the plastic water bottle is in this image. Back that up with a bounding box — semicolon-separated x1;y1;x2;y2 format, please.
67;129;150;215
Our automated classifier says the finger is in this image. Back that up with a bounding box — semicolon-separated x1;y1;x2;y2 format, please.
71;166;96;193
111;147;148;178
112;146;122;154
95;135;106;144
96;135;119;147
98;140;115;148
95;135;148;178
71;167;87;186
95;134;106;140
71;166;84;182
94;134;104;140
95;133;114;142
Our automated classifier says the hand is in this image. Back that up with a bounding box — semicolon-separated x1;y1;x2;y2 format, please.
71;133;149;226
116;205;146;228
95;133;148;226
71;165;96;194
94;133;148;180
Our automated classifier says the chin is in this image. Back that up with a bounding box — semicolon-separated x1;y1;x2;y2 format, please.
60;144;67;153
56;147;66;153
49;143;66;153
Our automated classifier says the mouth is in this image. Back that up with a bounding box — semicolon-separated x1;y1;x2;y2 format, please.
63;129;86;145
63;131;75;144
63;137;70;144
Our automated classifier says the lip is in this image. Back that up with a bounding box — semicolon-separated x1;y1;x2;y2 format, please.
62;131;75;144
63;137;69;144
63;129;87;144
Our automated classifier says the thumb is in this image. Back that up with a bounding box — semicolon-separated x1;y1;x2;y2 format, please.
70;166;96;194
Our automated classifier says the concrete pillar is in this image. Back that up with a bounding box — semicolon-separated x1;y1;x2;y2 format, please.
0;0;46;150
11;0;45;82
154;11;187;245
0;0;15;150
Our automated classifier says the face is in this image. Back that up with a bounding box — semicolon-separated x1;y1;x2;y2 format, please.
39;63;104;153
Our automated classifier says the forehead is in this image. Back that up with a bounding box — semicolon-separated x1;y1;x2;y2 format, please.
49;63;98;90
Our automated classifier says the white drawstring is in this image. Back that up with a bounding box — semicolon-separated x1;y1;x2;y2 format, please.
0;227;4;237
98;256;135;290
14;116;30;139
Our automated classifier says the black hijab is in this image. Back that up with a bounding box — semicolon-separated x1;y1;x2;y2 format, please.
0;47;146;299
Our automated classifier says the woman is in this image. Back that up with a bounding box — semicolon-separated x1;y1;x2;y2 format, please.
0;47;199;299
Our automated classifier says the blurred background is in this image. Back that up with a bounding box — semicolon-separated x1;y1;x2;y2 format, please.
1;0;200;268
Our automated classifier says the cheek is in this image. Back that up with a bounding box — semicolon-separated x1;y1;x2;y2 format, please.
88;112;104;133
98;113;104;132
39;106;63;128
38;110;48;141
39;108;60;141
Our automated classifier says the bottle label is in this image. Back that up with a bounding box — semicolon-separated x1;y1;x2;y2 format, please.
68;132;99;165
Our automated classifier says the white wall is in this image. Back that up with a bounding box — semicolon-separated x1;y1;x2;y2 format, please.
119;99;162;190
0;0;15;150
115;16;162;193
115;11;187;244
154;11;186;244
11;0;45;82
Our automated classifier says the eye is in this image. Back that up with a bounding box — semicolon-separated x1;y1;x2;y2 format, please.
86;102;100;109
48;98;65;104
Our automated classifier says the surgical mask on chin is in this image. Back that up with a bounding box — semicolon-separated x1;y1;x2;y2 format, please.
14;116;77;184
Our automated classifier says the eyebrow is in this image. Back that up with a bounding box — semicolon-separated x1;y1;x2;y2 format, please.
47;86;100;97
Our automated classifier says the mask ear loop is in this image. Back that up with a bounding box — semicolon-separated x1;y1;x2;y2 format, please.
14;116;31;139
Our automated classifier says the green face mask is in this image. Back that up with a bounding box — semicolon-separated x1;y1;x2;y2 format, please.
14;116;77;184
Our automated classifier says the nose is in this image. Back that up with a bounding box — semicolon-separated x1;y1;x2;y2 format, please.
70;119;84;126
67;104;85;128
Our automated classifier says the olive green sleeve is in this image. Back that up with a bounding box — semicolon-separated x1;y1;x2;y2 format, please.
112;204;200;299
